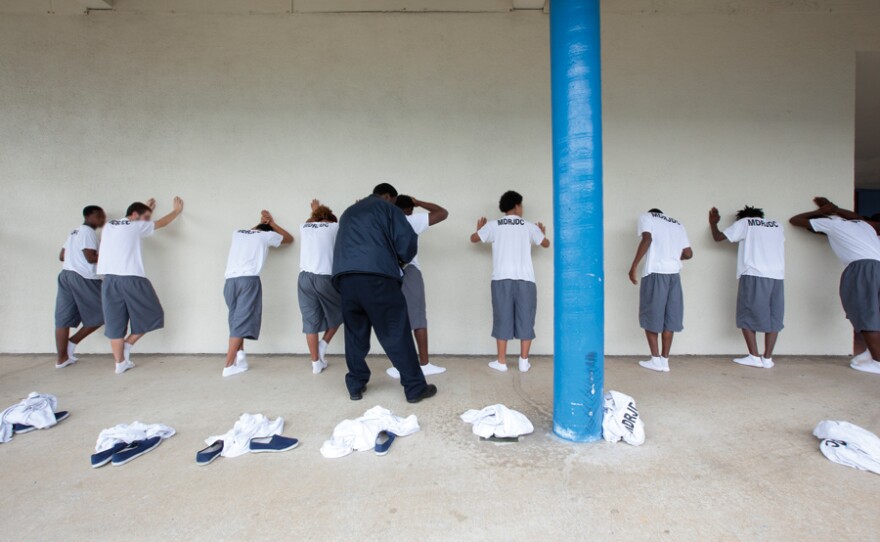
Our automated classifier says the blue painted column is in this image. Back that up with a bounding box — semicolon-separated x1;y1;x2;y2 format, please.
551;0;604;442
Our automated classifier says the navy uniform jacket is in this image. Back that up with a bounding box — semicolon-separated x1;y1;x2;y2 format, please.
332;195;418;284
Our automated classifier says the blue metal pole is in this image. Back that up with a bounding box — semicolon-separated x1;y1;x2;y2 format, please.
551;0;604;442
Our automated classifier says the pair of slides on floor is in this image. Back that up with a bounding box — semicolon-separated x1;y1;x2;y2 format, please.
196;434;300;466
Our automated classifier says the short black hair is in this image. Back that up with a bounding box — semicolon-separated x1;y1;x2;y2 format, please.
126;202;152;217
499;191;523;213
83;205;103;218
395;195;414;211
373;183;398;198
736;205;765;220
255;223;273;232
648;208;663;214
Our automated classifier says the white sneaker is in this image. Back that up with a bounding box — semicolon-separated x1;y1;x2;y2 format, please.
386;367;401;379
638;357;668;373
733;355;764;368
318;340;329;364
222;364;248;377
851;350;872;367
518;357;531;372
67;341;78;362
115;360;135;375
851;360;880;375
488;360;508;372
761;357;775;369
422;363;447;376
312;360;327;374
56;358;77;369
123;342;133;362
235;351;248;370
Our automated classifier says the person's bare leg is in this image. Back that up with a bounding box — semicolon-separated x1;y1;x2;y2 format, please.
854;331;868;356
414;328;429;366
763;332;779;359
55;328;70;363
226;337;244;367
520;339;533;360
110;338;126;363
741;329;760;356
660;331;674;359
70;326;100;345
645;331;660;358
322;326;339;344
497;339;508;365
862;331;880;361
125;334;144;346
306;333;320;362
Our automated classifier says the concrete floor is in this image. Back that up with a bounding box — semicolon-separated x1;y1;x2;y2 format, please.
1;353;878;541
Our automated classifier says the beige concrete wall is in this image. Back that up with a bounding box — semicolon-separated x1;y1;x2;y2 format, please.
0;6;878;355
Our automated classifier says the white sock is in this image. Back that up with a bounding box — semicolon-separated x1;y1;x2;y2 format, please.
312;360;325;374
123;342;132;362
421;363;446;376
318;340;329;363
115;359;134;375
733;354;764;368
638;357;668;373
488;360;508;372
518;357;531;372
67;341;78;360
386;366;401;379
851;360;880;375
235;351;248;369
761;357;775;369
660;357;670;371
223;364;248;377
851;350;872;366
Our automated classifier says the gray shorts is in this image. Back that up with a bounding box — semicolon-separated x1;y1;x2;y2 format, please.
55;270;104;328
298;271;343;334
491;279;537;341
639;273;684;333
736;275;784;333
224;276;263;340
840;259;880;332
402;266;428;330
102;275;164;339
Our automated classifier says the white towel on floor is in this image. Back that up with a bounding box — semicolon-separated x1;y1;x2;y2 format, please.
0;392;59;444
206;413;284;458
602;390;646;446
320;406;420;459
95;422;176;453
460;404;534;439
813;420;880;475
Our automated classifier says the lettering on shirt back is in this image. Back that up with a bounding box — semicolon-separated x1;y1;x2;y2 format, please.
69;229;79;236
497;218;526;226
621;401;640;433
650;213;680;225
747;219;780;228
302;223;333;229
109;220;131;226
237;229;263;235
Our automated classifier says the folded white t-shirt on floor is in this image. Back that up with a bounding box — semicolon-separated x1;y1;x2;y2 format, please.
460;404;534;439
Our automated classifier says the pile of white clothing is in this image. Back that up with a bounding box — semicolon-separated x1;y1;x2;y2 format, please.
0;392;60;443
95;422;176;453
813;420;880;475
460;404;534;439
320;406;420;459
206;413;284;458
602;390;645;446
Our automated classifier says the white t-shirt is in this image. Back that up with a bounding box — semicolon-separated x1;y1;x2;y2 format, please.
810;217;880;265
225;229;284;279
96;218;155;277
637;212;691;277
477;215;545;283
722;217;785;280
61;225;100;280
405;213;430;270
299;222;339;276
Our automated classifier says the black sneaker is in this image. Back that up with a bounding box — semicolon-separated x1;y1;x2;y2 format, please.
350;385;367;401
407;384;438;404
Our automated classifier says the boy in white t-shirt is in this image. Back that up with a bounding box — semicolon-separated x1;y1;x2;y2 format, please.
790;197;880;375
709;205;785;369
471;191;550;373
386;195;449;379
97;197;184;375
54;205;107;369
222;210;293;377
628;209;693;373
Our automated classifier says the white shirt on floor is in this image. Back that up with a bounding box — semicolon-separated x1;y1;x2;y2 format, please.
320;406;420;459
809;217;880;265
299;222;338;275
224;230;284;279
723;217;785;279
637;212;691;277
61;225;100;280
205;413;284;458
405;213;430;269
477;215;545;282
461;404;534;439
813;420;880;475
94;421;176;453
96;218;155;277
0;392;59;444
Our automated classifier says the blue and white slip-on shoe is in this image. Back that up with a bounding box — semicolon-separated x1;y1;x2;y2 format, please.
374;431;397;456
248;435;299;454
196;440;224;466
13;411;70;434
91;441;131;469
111;436;163;466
